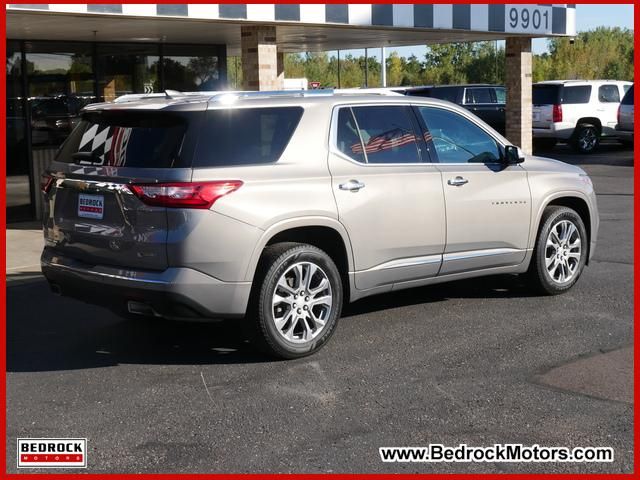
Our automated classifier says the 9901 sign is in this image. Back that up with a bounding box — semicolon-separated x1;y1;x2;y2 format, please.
506;5;552;34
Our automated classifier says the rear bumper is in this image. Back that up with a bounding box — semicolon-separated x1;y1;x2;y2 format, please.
41;248;251;320
533;122;575;140
615;126;633;140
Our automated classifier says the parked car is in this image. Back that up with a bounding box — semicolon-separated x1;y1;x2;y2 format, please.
41;91;598;359
616;84;634;147
532;80;632;153
397;84;506;134
29;95;95;145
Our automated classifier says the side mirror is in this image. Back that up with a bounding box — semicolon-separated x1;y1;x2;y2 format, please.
504;145;525;165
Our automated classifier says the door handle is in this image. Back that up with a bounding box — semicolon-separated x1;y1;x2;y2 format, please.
339;179;365;192
447;176;469;187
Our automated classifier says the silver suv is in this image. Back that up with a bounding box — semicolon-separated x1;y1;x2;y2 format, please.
41;91;599;358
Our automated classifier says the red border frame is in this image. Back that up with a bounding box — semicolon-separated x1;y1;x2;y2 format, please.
1;1;637;478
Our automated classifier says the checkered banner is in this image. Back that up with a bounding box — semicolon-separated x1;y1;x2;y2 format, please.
7;4;576;36
77;124;132;167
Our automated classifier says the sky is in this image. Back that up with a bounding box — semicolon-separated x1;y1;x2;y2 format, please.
333;4;635;61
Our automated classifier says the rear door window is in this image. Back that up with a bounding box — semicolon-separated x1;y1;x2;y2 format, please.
562;86;592;104
194;107;303;167
494;87;506;104
598;85;621;103
349;106;423;164
465;88;494;104
336;108;366;163
56;111;195;168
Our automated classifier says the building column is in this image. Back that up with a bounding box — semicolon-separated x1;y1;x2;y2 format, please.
277;50;285;89
505;37;533;154
240;25;281;91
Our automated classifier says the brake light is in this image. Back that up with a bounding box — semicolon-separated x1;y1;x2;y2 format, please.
41;174;54;194
552;104;562;123
128;181;242;209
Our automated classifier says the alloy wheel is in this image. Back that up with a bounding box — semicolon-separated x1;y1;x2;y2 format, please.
545;219;582;284
271;261;333;343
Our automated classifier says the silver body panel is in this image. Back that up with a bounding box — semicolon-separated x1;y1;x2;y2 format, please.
42;93;599;319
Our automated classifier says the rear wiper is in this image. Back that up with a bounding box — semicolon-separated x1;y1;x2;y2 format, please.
71;151;102;164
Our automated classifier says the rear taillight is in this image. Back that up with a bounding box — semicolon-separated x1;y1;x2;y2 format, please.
128;181;242;209
552;104;562;123
41;174;54;194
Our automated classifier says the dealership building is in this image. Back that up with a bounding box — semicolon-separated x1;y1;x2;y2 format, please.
6;3;576;221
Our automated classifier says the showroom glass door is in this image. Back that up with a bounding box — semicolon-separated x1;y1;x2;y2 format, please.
6;41;31;221
24;41;97;219
97;44;160;101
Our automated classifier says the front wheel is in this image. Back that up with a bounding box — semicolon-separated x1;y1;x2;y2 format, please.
248;243;343;359
526;206;588;295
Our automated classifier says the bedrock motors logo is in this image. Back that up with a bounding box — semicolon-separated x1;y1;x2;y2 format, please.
17;438;87;468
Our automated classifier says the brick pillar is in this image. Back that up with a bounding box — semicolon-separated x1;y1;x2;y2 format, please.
241;25;281;91
505;37;533;155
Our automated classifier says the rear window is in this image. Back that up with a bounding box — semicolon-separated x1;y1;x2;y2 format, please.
194;107;303;167
562;86;592;104
621;85;634;105
533;85;561;105
56;111;194;168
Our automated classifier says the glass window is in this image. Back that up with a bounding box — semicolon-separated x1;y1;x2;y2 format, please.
7;41;32;220
562;86;591;104
621;85;634;106
56;111;193;168
533;85;561;105
417;107;501;164
427;87;459;103
465;88;494;104
350;106;421;164
598;85;620;103
97;44;159;102
336;108;365;163
25;42;96;147
194;107;303;167
494;87;506;104
162;45;222;92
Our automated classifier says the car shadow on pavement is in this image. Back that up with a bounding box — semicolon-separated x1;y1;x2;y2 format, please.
7;273;538;373
343;273;536;317
535;141;633;167
7;278;270;372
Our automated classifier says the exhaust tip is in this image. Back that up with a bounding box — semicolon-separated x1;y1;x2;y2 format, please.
127;301;159;317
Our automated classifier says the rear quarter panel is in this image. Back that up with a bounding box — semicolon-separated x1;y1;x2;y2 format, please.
188;102;343;282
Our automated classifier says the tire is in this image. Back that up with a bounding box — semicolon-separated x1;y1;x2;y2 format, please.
526;206;588;295
572;124;600;154
247;242;343;359
533;138;557;152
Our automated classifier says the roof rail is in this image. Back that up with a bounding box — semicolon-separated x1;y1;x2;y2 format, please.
208;89;335;103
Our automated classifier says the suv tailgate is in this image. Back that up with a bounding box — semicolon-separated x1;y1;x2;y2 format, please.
42;108;202;271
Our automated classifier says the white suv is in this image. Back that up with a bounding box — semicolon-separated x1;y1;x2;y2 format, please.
532;80;632;153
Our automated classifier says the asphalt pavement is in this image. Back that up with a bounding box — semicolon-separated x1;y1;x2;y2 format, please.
6;141;634;473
